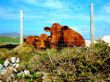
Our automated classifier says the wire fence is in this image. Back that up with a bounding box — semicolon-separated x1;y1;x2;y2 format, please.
0;4;110;45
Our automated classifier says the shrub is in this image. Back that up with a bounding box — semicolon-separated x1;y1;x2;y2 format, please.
0;40;110;81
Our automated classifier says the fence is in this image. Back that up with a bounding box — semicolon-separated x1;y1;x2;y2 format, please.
0;3;110;46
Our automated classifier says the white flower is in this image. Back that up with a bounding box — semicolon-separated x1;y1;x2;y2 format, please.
4;59;10;67
10;63;13;66
24;70;30;75
11;57;16;63
16;58;20;63
15;64;19;68
12;63;17;67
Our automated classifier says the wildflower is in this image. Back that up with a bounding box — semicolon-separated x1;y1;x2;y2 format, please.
11;57;16;63
24;70;30;75
4;59;10;67
15;64;19;68
16;58;20;63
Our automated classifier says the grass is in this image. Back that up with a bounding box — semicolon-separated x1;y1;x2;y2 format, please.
0;36;20;44
0;40;110;81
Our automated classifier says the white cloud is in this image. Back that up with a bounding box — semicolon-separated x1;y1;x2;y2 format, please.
70;26;79;31
14;0;67;9
0;7;19;20
44;0;64;9
1;1;110;24
69;25;90;34
102;4;110;13
95;15;110;22
14;0;38;5
102;35;110;43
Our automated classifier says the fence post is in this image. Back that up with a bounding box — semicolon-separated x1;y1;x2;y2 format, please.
90;3;94;48
20;10;24;45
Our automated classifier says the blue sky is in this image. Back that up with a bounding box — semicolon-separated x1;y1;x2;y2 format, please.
0;0;110;39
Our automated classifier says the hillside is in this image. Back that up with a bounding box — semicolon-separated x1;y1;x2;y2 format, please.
0;40;110;81
0;32;20;37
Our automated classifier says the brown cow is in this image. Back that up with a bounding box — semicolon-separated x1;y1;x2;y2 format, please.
34;34;51;49
24;34;51;49
44;23;85;48
24;35;38;45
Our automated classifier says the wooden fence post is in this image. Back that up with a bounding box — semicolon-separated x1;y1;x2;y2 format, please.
20;10;24;45
90;3;94;48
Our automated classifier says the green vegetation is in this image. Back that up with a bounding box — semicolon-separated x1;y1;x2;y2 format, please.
0;36;20;44
0;40;110;81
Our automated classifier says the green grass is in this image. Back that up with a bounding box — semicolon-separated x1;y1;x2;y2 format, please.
0;36;20;44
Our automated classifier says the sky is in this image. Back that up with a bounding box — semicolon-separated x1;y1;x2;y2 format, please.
0;0;110;40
